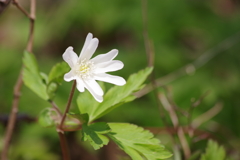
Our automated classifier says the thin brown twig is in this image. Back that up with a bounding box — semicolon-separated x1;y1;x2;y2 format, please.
187;91;210;128
158;93;178;128
12;0;31;18
158;92;191;159
1;70;23;160
191;102;223;129
59;80;76;131
191;91;210;108
177;127;191;159
49;100;63;117
1;1;35;159
26;0;35;51
141;0;154;67
134;31;240;98
164;87;188;118
163;88;192;158
185;91;210;137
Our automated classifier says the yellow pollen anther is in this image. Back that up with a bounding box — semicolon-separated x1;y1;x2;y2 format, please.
79;64;89;73
74;59;94;79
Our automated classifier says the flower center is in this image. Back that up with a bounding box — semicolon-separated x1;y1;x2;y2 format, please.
74;59;94;79
79;64;89;74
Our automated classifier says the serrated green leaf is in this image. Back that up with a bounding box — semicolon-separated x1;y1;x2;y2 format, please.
82;122;110;150
91;67;153;121
22;51;49;100
48;62;70;83
200;140;226;160
38;108;56;128
67;113;89;124
134;144;172;160
77;67;153;122
88;122;111;134
122;146;144;160
107;123;172;160
91;94;137;122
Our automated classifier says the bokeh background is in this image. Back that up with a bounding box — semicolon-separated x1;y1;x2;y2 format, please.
0;0;240;159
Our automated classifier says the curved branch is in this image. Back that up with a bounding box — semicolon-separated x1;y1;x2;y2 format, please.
1;0;36;159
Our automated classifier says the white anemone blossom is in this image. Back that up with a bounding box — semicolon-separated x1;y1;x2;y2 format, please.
63;33;126;102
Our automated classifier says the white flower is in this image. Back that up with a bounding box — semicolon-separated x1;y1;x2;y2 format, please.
63;33;126;102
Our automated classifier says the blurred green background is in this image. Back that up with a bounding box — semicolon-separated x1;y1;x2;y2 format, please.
0;0;240;159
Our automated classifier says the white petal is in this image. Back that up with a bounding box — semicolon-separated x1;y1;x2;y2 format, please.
84;80;103;102
79;38;99;61
76;77;85;92
64;70;75;82
94;73;126;86
84;79;103;96
79;33;93;56
94;60;124;73
62;47;78;68
91;49;118;64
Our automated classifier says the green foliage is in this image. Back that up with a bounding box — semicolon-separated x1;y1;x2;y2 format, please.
107;123;172;160
62;115;81;130
200;140;226;160
11;137;59;160
77;67;153;122
2;1;240;159
187;151;202;160
77;89;99;119
23;51;49;100
23;52;70;101
47;82;58;99
67;113;89;124
40;72;49;84
48;62;69;84
38;108;57;128
82;122;111;150
62;113;89;131
47;62;70;99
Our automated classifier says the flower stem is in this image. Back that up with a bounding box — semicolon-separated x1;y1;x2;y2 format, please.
59;80;76;130
58;132;71;160
57;81;76;160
